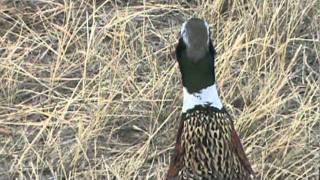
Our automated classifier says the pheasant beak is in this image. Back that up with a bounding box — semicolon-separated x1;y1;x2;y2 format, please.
180;18;210;62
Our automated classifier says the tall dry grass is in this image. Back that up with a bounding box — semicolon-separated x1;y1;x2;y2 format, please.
0;0;319;179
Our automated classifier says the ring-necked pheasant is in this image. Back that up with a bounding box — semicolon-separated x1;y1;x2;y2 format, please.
166;18;255;180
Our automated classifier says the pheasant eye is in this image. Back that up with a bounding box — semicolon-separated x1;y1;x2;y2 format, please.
181;21;187;37
204;21;210;36
182;29;187;36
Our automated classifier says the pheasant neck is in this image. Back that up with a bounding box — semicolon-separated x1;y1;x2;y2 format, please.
182;84;223;113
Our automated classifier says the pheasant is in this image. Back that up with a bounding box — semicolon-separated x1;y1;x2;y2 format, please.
166;18;255;180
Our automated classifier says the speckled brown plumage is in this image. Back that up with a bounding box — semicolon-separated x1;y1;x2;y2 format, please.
167;106;254;180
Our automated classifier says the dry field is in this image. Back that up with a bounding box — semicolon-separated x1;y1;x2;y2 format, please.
0;0;319;179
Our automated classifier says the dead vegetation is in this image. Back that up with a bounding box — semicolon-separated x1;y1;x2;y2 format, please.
0;0;319;179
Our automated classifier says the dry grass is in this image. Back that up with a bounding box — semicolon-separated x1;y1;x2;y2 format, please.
0;0;319;179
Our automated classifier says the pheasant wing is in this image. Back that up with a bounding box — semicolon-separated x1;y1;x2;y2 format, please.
230;124;255;177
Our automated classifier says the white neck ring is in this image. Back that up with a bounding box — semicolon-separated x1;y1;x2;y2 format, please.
182;84;223;112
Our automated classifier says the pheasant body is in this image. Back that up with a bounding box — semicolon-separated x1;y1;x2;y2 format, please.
179;107;251;180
